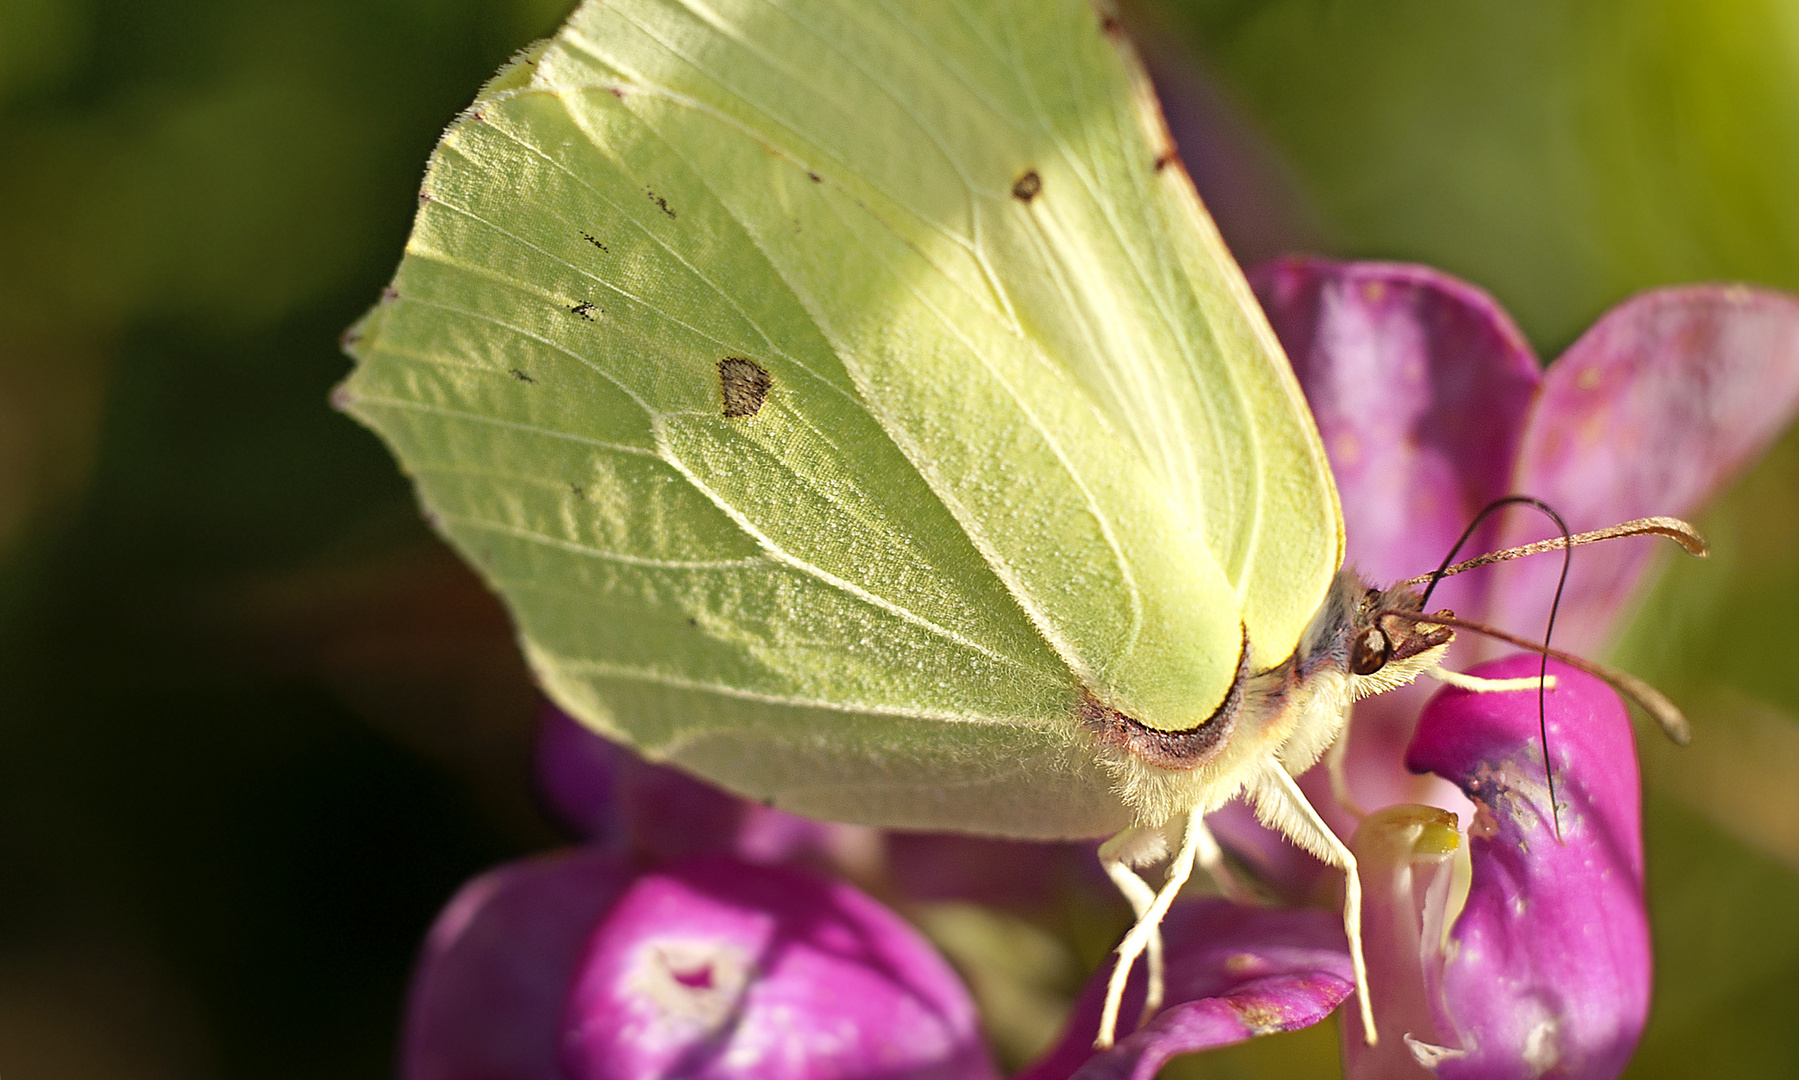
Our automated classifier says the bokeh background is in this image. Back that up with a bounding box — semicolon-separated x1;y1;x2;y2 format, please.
3;0;1798;1076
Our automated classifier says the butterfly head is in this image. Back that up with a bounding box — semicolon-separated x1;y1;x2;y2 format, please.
1346;582;1455;700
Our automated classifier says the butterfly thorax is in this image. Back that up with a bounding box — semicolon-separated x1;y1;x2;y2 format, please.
1088;570;1454;827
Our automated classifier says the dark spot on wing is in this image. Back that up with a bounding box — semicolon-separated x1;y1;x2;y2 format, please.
569;484;586;500
1101;15;1122;35
1012;170;1042;202
609;86;626;99
417;189;433;203
581;231;609;252
381;286;400;302
717;357;772;419
570;301;597;320
509;368;536;383
1154;151;1176;172
647;189;677;218
808;171;822;183
687;617;699;628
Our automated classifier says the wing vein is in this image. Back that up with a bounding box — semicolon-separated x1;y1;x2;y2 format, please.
349;391;657;454
442;512;766;570
447;115;868;410
808;189;1142;685
658;450;1045;673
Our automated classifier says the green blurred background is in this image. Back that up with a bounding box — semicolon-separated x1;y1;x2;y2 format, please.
3;0;1798;1076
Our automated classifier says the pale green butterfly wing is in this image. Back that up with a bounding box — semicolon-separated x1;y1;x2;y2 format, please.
338;0;1342;838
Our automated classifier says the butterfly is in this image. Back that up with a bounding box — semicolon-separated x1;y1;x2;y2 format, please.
337;0;1698;1049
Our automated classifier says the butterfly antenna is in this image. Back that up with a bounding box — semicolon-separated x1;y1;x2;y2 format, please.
1412;496;1574;843
1395;516;1708;591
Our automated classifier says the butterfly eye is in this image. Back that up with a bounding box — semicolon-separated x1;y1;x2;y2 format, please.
1350;626;1391;676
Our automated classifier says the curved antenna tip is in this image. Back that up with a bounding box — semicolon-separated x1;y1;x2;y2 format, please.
1398;515;1710;588
1640;516;1709;557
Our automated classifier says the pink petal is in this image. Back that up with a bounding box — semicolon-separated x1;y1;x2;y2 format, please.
561;858;997;1080
1251;257;1542;592
1015;901;1353;1080
401;848;634;1080
1487;285;1799;653
1368;657;1650;1080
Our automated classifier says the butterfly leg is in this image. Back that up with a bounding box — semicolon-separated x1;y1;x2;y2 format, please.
1254;758;1378;1046
1426;666;1556;693
1098;834;1167;1031
1094;811;1204;1049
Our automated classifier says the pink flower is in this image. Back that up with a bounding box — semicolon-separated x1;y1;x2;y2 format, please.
402;836;995;1080
1252;259;1799;1079
561;859;995;1080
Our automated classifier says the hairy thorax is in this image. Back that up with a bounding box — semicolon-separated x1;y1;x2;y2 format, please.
1085;570;1454;827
